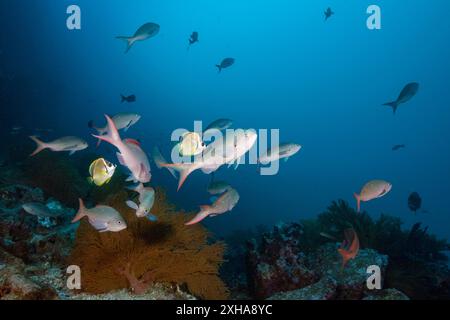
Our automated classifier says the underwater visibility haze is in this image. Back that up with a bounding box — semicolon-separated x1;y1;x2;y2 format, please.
0;0;449;301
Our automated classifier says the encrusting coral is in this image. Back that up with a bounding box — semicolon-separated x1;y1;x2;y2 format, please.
68;188;228;300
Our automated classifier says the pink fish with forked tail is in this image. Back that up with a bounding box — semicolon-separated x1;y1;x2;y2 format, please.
186;188;240;225
354;180;392;213
93;115;151;183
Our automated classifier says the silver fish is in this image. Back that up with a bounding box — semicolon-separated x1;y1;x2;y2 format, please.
29;136;88;156
117;22;160;53
71;199;127;233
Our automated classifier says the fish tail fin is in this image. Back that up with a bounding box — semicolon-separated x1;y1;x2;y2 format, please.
116;36;134;53
120;94;126;103
383;101;398;114
72;198;87;223
216;65;222;73
353;193;361;213
185;205;211;225
92;115;122;148
29;136;48;156
160;163;196;191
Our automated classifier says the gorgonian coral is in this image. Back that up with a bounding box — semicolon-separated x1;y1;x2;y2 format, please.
68;189;228;300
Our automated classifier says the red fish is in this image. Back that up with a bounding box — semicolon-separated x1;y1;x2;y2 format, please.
337;229;360;269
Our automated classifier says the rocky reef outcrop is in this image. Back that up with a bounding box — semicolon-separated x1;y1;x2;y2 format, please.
245;221;410;300
0;184;77;299
246;223;318;299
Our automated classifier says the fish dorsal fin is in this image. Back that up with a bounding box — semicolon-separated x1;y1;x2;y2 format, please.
124;138;141;147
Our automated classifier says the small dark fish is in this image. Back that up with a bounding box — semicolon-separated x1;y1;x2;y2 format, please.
189;31;199;46
324;8;334;20
408;192;422;213
216;58;235;73
392;144;406;151
121;94;136;103
383;82;419;114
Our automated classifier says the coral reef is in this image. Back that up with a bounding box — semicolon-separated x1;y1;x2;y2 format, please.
22;152;90;208
243;200;450;300
246;223;319;299
267;276;337;300
0;184;76;264
0;247;57;299
68;189;228;300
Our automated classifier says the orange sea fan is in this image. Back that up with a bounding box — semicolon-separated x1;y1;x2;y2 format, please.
68;189;228;300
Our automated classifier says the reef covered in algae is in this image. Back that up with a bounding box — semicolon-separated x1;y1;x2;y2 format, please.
223;200;450;300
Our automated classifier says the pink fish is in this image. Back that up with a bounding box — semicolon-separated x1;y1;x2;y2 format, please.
354;180;392;213
186;188;240;225
93;115;151;183
337;229;360;269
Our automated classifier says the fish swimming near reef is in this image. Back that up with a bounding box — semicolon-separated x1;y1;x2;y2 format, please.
383;82;419;114
152;146;177;179
186;188;240;225
121;94;136;103
204;118;233;134
216;58;235;73
408;192;422;214
338;229;360;269
88;158;117;187
176;131;206;157
116;22;160;53
88;113;141;147
324;7;334;20
207;180;231;195
93;115;151;183
126;183;157;220
29;136;88;156
71;198;127;232
392;144;406;151
258;143;302;164
354;180;392;213
161;129;257;190
22;202;61;218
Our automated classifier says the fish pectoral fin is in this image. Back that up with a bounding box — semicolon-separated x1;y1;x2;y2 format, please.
98;229;109;233
126;200;139;210
377;189;388;198
69;150;76;156
126;175;135;182
283;157;289;162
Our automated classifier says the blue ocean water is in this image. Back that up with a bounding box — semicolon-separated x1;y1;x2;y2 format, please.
1;0;449;242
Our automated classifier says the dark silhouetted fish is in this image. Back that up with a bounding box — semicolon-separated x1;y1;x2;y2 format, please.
116;22;160;53
324;8;334;20
383;82;419;114
121;94;136;103
392;144;405;151
408;192;422;213
216;58;235;73
189;31;199;46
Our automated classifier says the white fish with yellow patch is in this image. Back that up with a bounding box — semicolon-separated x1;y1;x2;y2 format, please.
176;132;206;156
88;158;116;186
